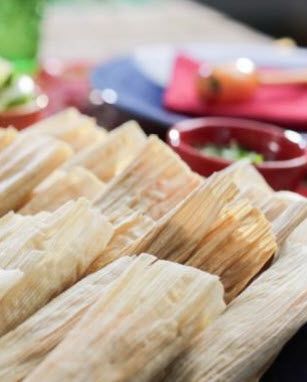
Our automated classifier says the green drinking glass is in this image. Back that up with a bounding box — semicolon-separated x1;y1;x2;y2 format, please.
0;0;45;73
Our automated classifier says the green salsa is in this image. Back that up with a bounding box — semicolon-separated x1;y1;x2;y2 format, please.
199;140;264;165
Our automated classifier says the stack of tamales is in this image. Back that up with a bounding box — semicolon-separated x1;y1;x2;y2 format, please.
0;108;305;382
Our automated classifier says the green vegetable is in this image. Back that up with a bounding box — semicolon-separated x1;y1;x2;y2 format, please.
0;58;13;89
5;94;34;109
199;141;264;165
0;74;36;112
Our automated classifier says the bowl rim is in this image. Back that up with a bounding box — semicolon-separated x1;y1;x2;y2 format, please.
168;117;307;170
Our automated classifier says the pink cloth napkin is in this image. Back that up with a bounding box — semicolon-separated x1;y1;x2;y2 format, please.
164;55;307;131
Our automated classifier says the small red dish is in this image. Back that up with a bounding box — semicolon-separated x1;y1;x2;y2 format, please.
0;94;48;130
168;117;307;190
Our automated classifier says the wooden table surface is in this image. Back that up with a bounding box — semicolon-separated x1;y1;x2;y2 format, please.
41;0;270;61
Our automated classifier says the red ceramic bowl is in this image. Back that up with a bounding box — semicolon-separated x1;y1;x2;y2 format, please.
167;117;307;190
0;93;48;130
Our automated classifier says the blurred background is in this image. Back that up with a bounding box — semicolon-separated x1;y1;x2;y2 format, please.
201;0;307;45
1;0;306;67
1;0;307;139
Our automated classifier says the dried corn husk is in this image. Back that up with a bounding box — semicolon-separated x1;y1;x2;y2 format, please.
89;171;237;272
185;200;277;302
163;239;307;382
284;216;307;246
274;190;306;205
88;208;156;271
254;190;305;222
26;254;226;382
0;269;23;299
25;108;107;151
91;166;276;302
0;198;113;335
0;256;132;382
64;120;147;182
221;161;307;235
94;136;202;221
0;133;72;215
0;127;17;150
259;195;289;221
20;166;105;214
220;161;273;194
271;200;307;247
88;136;203;272
129;172;276;301
134;173;238;260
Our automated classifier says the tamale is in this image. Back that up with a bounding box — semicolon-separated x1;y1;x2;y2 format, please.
133;173;238;261
25;107;107;151
20;166;105;214
94;135;202;221
89;170;236;272
0;127;17;150
89;136;203;272
186;201;277;302
25;254;226;382
137;190;276;302
64;120;147;182
0;257;132;382
0;198;113;335
163;239;307;382
0;133;72;215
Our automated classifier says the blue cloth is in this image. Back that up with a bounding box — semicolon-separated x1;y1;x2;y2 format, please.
91;57;185;128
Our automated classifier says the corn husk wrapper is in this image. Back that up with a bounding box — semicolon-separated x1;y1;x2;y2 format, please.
219;161;288;220
130;173;276;301
89;172;237;272
26;254;226;382
271;200;307;248
91;163;276;302
0;269;23;299
94;136;202;221
89;136;202;271
88;208;156;271
25;108;107;151
251;190;305;223
0;198;113;335
221;162;307;247
0;127;17;150
0;133;72;215
284;216;307;246
0;256;132;382
20;166;105;214
185;200;277;302
220;161;273;194
162;237;307;382
64;120;147;182
133;173;237;259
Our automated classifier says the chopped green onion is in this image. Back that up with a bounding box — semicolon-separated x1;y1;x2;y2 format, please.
199;141;264;165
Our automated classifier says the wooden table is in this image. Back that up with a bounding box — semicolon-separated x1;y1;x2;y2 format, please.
41;0;270;61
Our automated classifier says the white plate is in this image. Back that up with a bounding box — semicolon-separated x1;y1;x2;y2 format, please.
134;42;307;87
